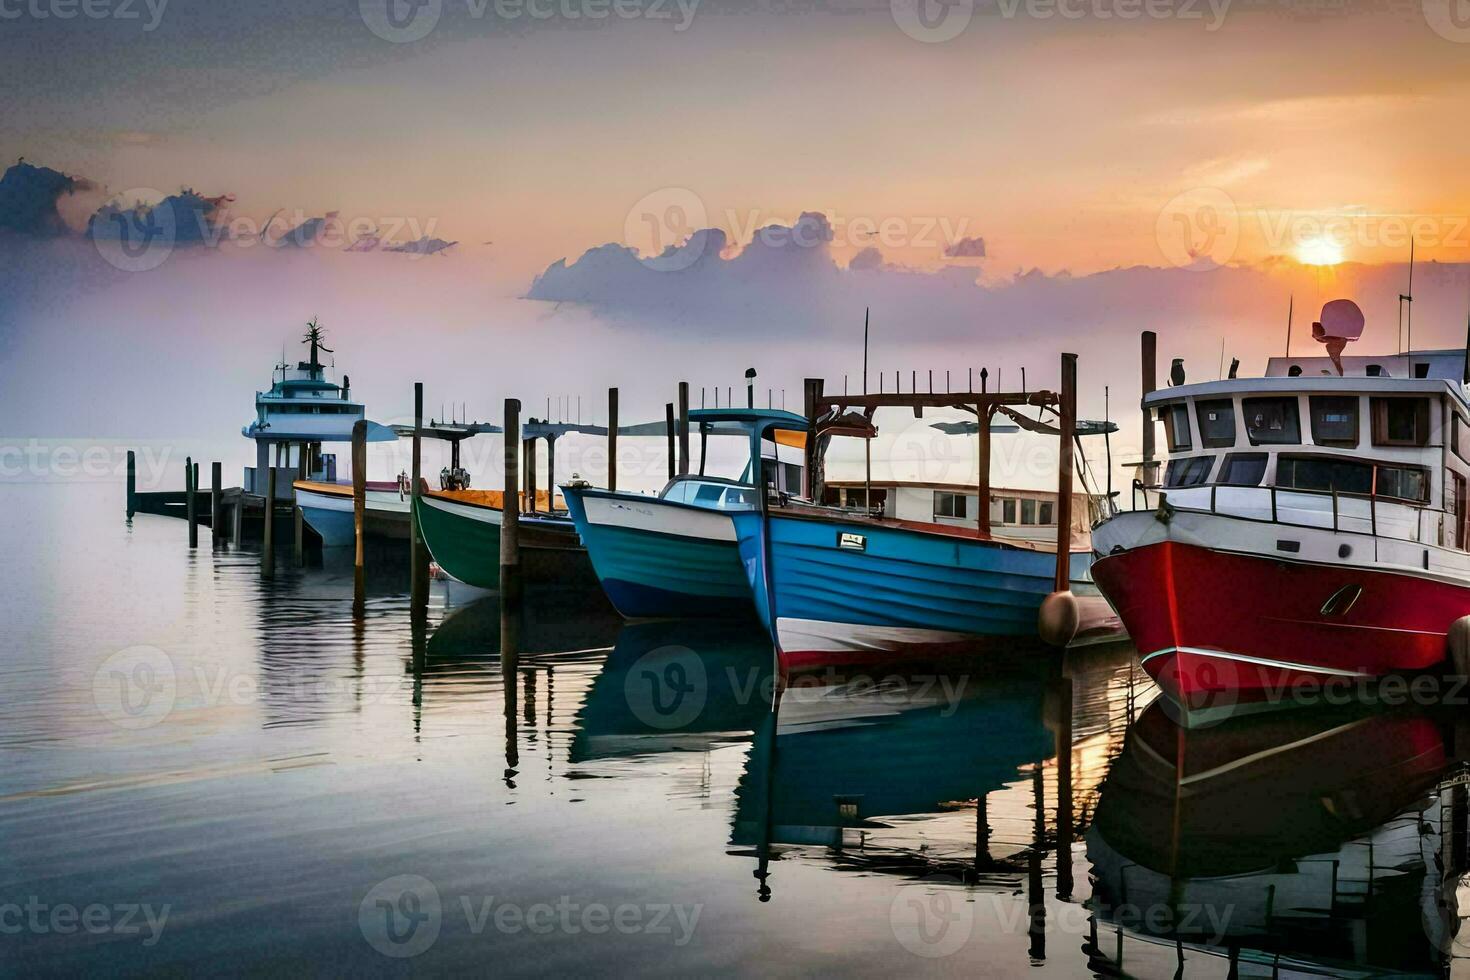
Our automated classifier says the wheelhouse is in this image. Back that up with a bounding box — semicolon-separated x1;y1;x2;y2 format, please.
1142;349;1470;550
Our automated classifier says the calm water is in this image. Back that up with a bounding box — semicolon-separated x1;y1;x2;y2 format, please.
3;482;1469;977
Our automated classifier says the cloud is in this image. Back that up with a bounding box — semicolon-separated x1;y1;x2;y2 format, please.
0;161;101;237
87;188;234;246
944;236;987;259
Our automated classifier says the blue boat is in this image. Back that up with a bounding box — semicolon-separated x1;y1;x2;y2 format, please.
732;507;1103;666
561;408;808;620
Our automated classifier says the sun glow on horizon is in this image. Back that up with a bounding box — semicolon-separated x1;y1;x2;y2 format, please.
1297;237;1345;266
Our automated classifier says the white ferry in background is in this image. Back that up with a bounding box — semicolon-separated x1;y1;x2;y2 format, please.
1091;298;1470;722
242;320;399;545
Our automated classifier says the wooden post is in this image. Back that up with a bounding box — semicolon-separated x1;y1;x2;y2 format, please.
211;462;222;544
1054;353;1077;593
1141;330;1157;486
126;450;136;517
262;466;276;578
665;403;676;479
501;399;522;606
525;437;538;513
677;381;690;476
352;419;366;617
607;387;619;492
977;405;992;536
546;434;556;511
803;379;819;499
186;456;198;547
231;493;243;543
410;382;428;619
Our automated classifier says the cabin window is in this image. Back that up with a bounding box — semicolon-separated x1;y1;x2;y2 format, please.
1309;396;1359;447
1370;398;1430;447
1165;456;1212;487
1195;399;1236;448
1002;499;1017;524
933;491;968;519
1039;501;1055;525
1020;499;1038;525
1161;403;1192;451
694;484;724;505
1375;464;1428;503
1276;455;1372;496
1219;453;1268;486
1243;397;1301;445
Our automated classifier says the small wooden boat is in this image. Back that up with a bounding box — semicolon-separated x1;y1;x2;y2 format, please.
294;479;412;546
561;408;808;619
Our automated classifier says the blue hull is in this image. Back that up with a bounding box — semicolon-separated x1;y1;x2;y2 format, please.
563;488;754;620
299;505;355;548
732;509;1094;657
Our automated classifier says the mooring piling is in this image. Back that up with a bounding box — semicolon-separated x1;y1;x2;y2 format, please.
352;419;366;617
1141;330;1158;487
186;456;198;548
210;462;222;545
664;402;676;479
410;382;429;619
262;465;276;578
677;381;690;475
126;450;137;517
607;387;619;493
501;398;522;606
1054;352;1077;593
525;437;538;513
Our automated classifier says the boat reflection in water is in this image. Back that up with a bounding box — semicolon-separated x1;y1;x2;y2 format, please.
568;620;776;762
1087;700;1469;976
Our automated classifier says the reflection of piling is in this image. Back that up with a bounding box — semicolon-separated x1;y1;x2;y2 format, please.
126;450;136;517
293;505;304;566
210;462;222;545
410;382;429;619
501;398;522;606
677;381;690;475
664;403;676;479
1028;764;1046;962
352;419;367;618
262;466;276;578
607;387;619;492
185;456;198;547
1054;675;1074;900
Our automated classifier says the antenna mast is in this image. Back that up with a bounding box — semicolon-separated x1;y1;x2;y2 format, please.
1285;294;1293;356
1399;240;1415;355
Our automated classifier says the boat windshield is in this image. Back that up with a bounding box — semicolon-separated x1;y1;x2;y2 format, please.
660;478;758;510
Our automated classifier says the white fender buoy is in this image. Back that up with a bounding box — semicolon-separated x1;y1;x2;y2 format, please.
1448;616;1470;678
1039;590;1081;648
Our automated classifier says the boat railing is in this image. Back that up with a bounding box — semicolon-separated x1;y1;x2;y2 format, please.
1141;482;1450;549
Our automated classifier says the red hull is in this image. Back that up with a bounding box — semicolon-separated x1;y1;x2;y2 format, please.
1092;541;1464;719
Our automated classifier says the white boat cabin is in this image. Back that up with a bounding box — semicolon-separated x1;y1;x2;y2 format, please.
1144;348;1470;551
822;480;1102;544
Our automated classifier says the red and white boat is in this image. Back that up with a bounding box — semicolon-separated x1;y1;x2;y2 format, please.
1091;298;1470;724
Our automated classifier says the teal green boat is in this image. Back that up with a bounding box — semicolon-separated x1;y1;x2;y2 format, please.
413;488;593;589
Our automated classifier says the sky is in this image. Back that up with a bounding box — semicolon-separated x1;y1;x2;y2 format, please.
2;0;1470;487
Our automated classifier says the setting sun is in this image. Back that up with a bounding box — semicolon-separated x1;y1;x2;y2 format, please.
1297;237;1345;266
